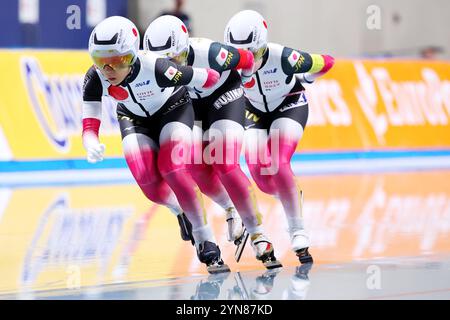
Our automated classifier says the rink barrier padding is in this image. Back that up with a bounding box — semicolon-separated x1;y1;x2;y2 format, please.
0;50;449;166
2;150;450;172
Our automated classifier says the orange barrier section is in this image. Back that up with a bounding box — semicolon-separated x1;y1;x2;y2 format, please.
302;59;450;150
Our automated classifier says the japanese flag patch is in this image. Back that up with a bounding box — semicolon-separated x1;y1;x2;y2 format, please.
164;66;178;80
288;50;301;67
215;48;229;66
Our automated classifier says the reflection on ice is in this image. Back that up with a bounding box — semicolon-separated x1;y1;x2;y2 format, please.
0;170;450;299
190;263;312;300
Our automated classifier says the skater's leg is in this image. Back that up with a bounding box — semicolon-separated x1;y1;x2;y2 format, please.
209;120;264;236
209;120;280;267
188;125;234;210
155;90;229;272
244;128;278;196
268;110;312;262
119;114;195;241
190;124;244;243
119;117;182;216
158;121;208;231
268;117;304;233
158;122;229;273
204;95;279;266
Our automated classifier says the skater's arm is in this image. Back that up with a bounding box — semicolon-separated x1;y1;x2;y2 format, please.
82;66;102;136
207;42;254;72
155;58;219;89
82;102;101;138
82;66;102;134
281;46;334;81
81;66;105;163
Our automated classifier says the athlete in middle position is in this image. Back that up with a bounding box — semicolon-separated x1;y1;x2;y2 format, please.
224;10;335;264
144;15;282;269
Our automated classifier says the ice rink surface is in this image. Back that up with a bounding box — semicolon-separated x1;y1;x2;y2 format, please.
0;169;449;299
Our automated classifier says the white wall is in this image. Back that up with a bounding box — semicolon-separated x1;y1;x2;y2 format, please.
129;0;450;59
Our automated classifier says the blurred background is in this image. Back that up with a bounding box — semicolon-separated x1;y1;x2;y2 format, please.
0;0;450;300
1;0;449;59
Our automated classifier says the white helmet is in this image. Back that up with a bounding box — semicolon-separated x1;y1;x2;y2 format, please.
144;15;190;65
88;16;140;68
224;10;268;60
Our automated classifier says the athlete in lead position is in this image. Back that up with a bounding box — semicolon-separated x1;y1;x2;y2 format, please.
81;16;229;274
144;15;282;269
224;10;335;264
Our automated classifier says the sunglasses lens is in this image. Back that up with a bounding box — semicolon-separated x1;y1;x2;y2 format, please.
92;53;134;69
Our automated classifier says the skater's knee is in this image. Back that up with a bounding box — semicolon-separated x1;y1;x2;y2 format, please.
157;141;190;176
125;155;160;186
212;162;240;176
269;163;296;193
247;164;277;195
247;163;271;181
187;162;213;180
271;162;294;179
270;140;297;165
255;179;277;195
134;171;161;187
139;182;167;204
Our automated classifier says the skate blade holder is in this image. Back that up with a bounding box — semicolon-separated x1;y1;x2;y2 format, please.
260;252;283;270
296;247;313;264
207;263;231;275
263;259;283;270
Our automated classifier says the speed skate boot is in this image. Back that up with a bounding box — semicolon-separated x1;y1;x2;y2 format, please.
250;233;282;269
291;229;313;264
225;207;250;263
196;241;231;274
177;212;194;245
226;207;245;243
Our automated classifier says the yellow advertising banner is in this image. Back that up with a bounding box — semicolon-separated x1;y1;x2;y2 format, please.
0;50;121;159
0;50;449;160
302;59;450;150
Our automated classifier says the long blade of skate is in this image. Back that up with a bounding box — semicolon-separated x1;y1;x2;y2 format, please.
207;263;231;274
234;228;249;262
263;259;283;270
